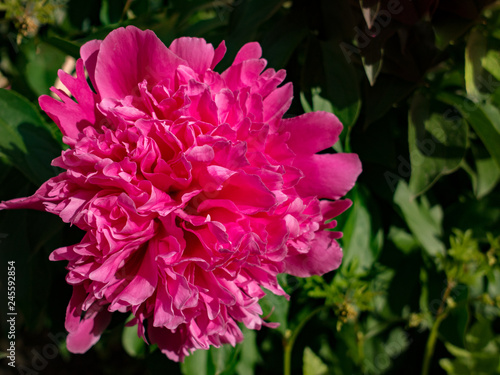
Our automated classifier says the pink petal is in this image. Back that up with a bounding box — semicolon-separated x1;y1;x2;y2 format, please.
283;111;343;155
211;41;227;69
293;153;362;200
65;285;112;354
263;82;293;130
80;39;102;93
169;37;214;75
39;59;97;139
94;26;186;99
284;231;343;277
233;42;262;65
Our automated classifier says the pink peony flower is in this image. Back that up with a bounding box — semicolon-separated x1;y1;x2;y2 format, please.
0;26;361;361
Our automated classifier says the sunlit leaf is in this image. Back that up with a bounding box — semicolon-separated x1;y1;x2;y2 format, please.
303;347;329;375
394;181;445;257
408;92;467;196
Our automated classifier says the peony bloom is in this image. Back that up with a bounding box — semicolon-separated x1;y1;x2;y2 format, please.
0;26;361;361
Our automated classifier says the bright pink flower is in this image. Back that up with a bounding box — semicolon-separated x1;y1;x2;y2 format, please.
0;26;361;361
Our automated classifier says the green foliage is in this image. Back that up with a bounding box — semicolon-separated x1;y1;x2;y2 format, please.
1;1;500;375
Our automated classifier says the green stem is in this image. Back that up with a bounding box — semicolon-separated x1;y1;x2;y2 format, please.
421;312;447;375
283;306;325;375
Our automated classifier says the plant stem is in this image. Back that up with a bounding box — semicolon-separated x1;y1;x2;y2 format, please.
421;312;447;375
421;279;454;375
283;306;325;375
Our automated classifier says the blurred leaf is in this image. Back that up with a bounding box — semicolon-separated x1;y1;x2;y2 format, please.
122;321;146;358
181;348;209;375
223;0;284;65
23;41;67;97
394;181;446;257
209;344;240;375
465;318;494;353
321;41;361;129
259;289;289;335
364;74;416;126
439;285;469;347
437;91;500;169
303;347;329;375
260;11;308;69
341;186;383;270
471;142;500;198
235;328;260;375
0;89;61;184
388;227;419;254
301;37;361;131
482;49;500;81
408;92;467;196
44;35;82;58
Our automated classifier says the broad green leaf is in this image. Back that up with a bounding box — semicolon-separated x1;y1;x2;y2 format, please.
340;186;383;270
394;181;445;257
303;347;328;375
122;320;147;358
408;92;467;196
437;91;500;168
0;89;61;184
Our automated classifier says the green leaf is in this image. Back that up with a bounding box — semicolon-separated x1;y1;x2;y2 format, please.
393;181;445;257
23;41;67;97
235;328;260;375
181;348;209;375
303;347;329;375
259;289;289;335
0;89;61;184
436;91;500;169
408;92;468;196
465;28;488;100
300;37;361;131
321;41;361;129
122;320;147;358
439;285;469;347
465;318;494;353
471;142;500;198
340;186;383;270
482;49;500;81
44;35;82;58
